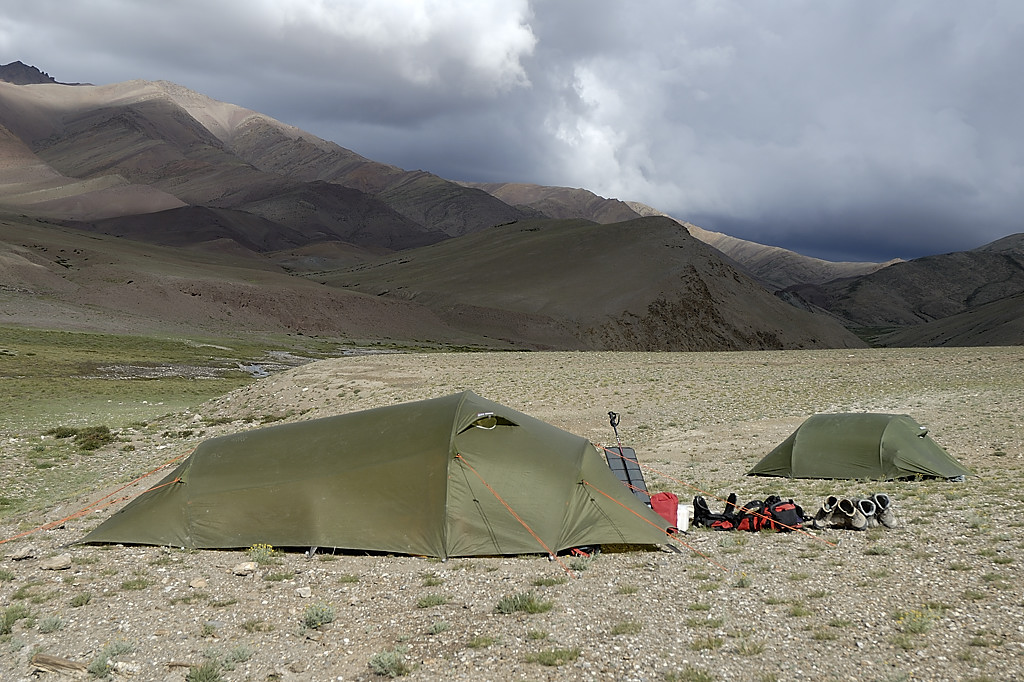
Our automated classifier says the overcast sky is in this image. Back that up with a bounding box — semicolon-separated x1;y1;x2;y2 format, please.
3;1;1022;262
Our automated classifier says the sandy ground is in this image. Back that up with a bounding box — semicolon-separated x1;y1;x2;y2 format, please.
2;347;1023;681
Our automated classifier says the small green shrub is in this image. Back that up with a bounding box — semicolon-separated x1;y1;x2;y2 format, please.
38;615;64;633
421;572;444;587
893;607;939;634
611;620;643;636
242;618;273;633
426;620;450;635
416;594;449;608
120;577;152;591
263;571;294;582
302;602;335;630
690;634;724;651
0;568;14;581
74;425;116;451
86;640;134;678
70;592;93;607
495;591;553;614
1;603;31;635
468;635;497;648
45;426;78;439
246;543;279;565
735;640;766;656
368;646;412;677
185;661;224;682
665;666;715;682
208;597;237;608
526;647;580;667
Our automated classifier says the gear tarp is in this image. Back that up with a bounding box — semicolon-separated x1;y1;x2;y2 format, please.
80;391;671;557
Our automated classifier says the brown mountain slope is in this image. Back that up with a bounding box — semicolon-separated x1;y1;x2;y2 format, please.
0;212;490;346
786;234;1024;328
319;216;865;351
0;113;185;219
461;182;639;223
456;181;888;289
221;114;529;237
625;202;890;289
0;80;477;249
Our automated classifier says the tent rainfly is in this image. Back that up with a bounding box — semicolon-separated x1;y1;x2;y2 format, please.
747;413;972;480
80;391;672;557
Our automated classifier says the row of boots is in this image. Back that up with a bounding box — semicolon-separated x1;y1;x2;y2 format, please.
811;493;897;530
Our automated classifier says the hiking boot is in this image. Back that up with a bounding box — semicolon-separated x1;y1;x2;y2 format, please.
837;498;867;531
872;493;898;528
858;498;879;528
811;495;839;530
724;492;739;519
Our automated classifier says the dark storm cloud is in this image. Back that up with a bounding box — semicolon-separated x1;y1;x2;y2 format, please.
2;0;1021;261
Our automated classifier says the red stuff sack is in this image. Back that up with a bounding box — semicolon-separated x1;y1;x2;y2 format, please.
650;491;679;527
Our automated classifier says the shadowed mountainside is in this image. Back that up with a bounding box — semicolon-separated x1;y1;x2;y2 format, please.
782;234;1024;330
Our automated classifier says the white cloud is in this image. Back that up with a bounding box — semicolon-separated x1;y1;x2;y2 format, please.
2;0;1022;260
264;0;537;93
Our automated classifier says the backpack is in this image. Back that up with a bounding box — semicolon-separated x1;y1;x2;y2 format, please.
694;494;805;532
764;498;804;532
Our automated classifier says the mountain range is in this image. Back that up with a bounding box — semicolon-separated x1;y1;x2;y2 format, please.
1;61;1020;350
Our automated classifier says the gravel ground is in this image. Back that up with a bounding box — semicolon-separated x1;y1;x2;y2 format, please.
2;347;1023;681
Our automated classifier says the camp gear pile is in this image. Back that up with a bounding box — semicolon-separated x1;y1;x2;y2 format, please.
692;492;898;532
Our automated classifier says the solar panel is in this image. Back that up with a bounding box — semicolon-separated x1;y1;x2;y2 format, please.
603;446;651;505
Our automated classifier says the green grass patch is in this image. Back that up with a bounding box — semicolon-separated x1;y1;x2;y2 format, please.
610;620;643;635
468;635;497;648
120;577;152;591
70;592;92;608
526;647;580;667
664;666;715;681
495;591;553;614
416;593;449;608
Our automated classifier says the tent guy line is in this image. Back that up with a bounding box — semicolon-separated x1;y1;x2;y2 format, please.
0;448;192;547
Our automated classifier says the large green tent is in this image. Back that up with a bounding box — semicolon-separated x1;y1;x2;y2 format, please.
80;391;671;557
747;413;971;480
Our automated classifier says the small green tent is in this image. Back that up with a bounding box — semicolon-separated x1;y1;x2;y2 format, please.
80;391;671;557
747;413;971;480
